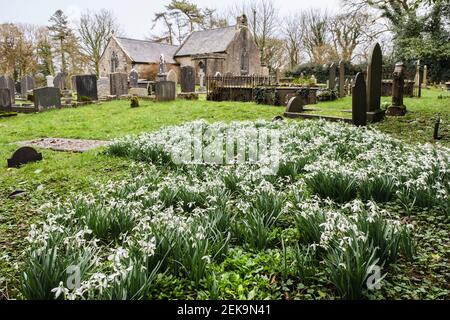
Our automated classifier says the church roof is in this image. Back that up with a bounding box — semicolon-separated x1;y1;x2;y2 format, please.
115;37;179;64
174;26;238;57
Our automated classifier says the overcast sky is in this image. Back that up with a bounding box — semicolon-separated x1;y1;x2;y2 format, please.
0;0;340;39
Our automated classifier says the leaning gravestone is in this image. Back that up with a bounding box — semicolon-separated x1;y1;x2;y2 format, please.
181;66;195;93
167;69;177;86
285;96;304;113
329;63;336;90
7;146;43;168
129;69;139;88
155;81;176;101
366;43;384;123
97;77;110;98
352;73;367;126
110;73;128;97
20;76;36;99
339;60;345;98
75;75;98;101
53;72;66;90
0;88;12;112
33;87;61;111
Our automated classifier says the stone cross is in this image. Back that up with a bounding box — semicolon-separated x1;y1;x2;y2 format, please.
352;72;367;126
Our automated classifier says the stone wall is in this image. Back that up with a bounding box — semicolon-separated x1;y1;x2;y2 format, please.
99;38;132;77
224;27;262;76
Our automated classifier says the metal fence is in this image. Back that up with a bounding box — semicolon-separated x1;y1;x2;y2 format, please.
206;75;276;92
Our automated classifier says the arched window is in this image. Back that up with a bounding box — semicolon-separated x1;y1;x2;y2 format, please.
240;49;249;75
111;51;119;73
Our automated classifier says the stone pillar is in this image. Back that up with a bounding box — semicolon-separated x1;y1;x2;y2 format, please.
422;65;428;88
339;60;345;98
329;63;336;90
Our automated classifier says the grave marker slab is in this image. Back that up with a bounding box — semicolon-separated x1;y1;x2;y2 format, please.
33;87;61;111
110;73;128;97
339;60;345;98
285;96;304;113
97;77;110;98
129;69;139;88
0;88;12;112
75;75;98;101
352;73;367;126
155;81;176;101
181;66;195;93
46;75;54;87
329;63;336;90
20;76;36;99
366;43;385;122
167;69;177;86
53;72;66;90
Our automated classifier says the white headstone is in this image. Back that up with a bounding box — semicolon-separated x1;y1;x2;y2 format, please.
46;75;54;87
311;75;317;85
199;70;205;91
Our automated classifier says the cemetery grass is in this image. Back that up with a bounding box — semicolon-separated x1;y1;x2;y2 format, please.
0;93;449;300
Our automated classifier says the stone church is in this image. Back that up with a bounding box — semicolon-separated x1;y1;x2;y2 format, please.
99;15;266;81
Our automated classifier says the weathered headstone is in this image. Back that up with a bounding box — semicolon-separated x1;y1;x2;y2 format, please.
285;96;304;113
167;69;177;86
181;66;195;93
199;70;206;92
414;60;421;87
129;69;139;88
0;76;6;89
0;76;15;104
20;76;35;98
109;73;128;97
366;43;385;122
53;72;66;90
97;77;110;98
7;146;43;168
339;60;345;98
33;87;62;111
155;81;176;101
387;62;406;116
75;75;98;101
422;65;428;88
0;88;12;112
329;63;336;90
352;73;367;126
311;75;317;85
46;75;54;87
71;76;77;91
129;87;149;97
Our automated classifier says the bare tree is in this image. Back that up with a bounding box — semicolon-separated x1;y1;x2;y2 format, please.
282;13;305;69
78;9;120;76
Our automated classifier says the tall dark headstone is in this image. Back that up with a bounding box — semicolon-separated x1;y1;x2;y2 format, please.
366;43;385;123
387;62;407;116
129;69;139;88
0;88;12;112
352;73;367;126
339;60;345;98
329;63;336;90
285;96;304;113
110;73;128;97
21;76;35;98
75;75;98;101
181;66;195;93
0;76;15;104
155;81;176;101
33;87;62;111
53;72;66;90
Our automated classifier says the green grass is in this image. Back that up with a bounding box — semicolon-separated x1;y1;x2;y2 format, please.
0;88;448;299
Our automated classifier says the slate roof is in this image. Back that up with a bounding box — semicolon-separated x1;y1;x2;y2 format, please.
115;37;179;64
174;26;237;57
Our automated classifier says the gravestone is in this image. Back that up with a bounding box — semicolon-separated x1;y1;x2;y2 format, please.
215;72;222;77
329;63;336;90
352;73;367;126
157;54;167;81
155;81;176;101
0;76;15;104
285;96;304;113
339;60;345;98
0;88;12;112
167;69;177;86
181;66;195;93
0;76;6;89
15;81;21;96
75;75;98;101
387;62;406;116
46;75;54;87
33;87;62;111
414;60;421;87
20;76;35;98
311;75;317;85
129;69;139;88
7;146;43;168
422;65;428;88
71;76;77;91
110;73;128;97
366;43;385;123
129;87;148;97
97;77;110;98
53;72;66;90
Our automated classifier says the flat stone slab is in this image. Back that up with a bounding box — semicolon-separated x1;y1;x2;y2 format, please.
19;138;111;152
